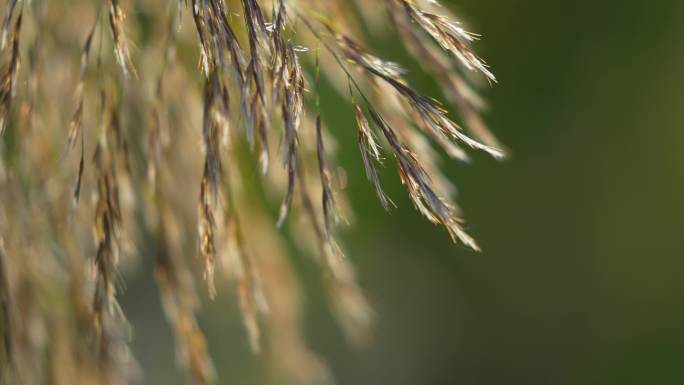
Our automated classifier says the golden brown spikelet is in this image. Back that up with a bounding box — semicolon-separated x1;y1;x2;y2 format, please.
0;9;21;135
108;0;137;78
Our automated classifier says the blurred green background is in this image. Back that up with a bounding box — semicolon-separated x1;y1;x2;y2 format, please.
123;0;684;384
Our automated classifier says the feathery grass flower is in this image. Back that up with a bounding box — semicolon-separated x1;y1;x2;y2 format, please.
0;0;503;383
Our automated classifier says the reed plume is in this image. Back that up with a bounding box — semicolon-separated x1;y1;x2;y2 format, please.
0;0;503;384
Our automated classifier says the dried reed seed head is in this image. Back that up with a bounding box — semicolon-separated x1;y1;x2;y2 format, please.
397;0;496;82
108;0;137;78
0;9;21;135
0;0;20;51
354;102;394;211
0;0;502;384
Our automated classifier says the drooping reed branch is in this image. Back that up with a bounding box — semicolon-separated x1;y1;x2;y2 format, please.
0;0;503;384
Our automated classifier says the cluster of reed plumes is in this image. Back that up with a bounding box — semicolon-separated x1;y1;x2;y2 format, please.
0;0;502;384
